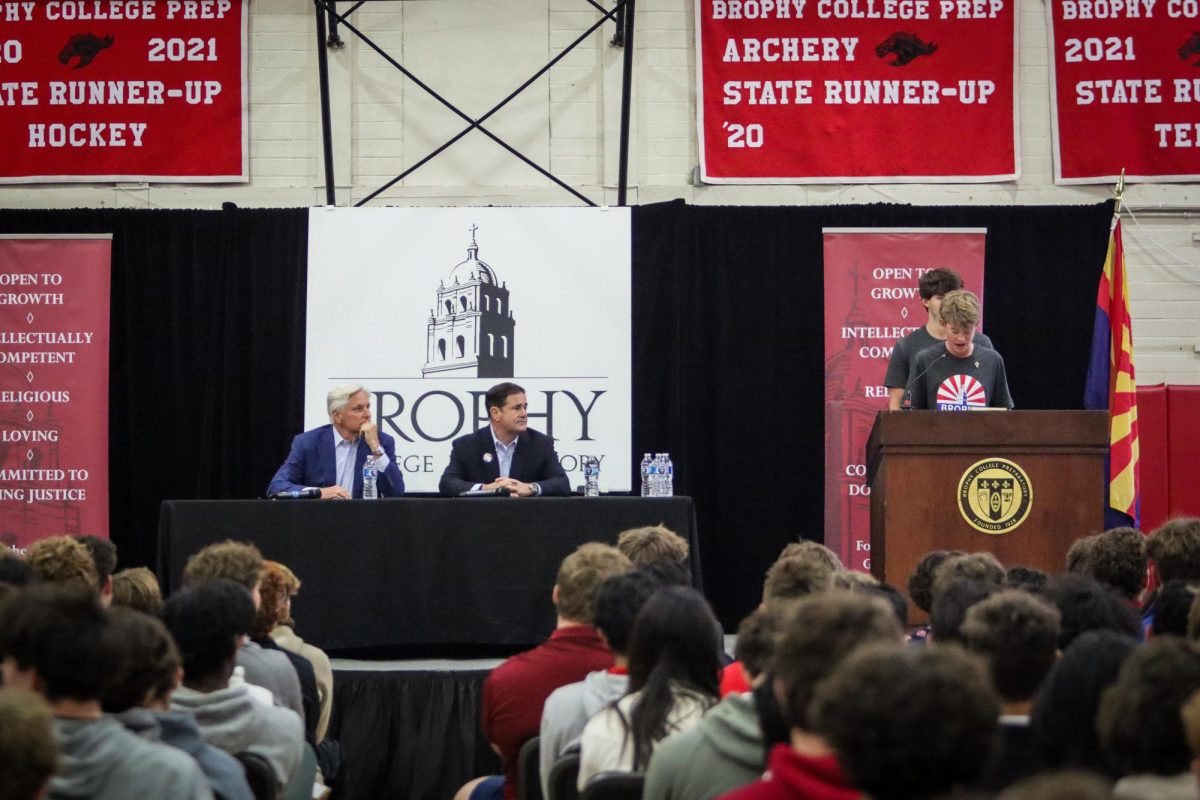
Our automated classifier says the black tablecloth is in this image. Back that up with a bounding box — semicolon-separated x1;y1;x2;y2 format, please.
157;497;699;655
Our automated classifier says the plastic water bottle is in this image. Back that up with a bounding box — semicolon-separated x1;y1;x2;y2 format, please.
653;453;666;497
584;456;601;497
662;453;674;497
362;459;378;500
640;453;653;497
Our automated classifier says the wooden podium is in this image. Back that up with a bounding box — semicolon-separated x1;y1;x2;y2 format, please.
866;410;1108;591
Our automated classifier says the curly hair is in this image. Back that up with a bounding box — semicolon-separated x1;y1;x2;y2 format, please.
934;551;1006;596
0;687;57;800
26;536;99;591
962;590;1061;702
1070;528;1147;601
763;556;835;602
254;561;300;638
1146;518;1200;584
554;543;631;624
182;540;264;592
907;549;962;613
616;525;689;567
1097;637;1200;776
811;643;999;800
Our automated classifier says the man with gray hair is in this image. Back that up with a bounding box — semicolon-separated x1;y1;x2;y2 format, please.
267;383;405;499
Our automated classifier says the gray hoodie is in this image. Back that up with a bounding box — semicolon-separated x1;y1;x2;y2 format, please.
49;716;212;800
540;670;629;796
171;683;304;788
642;692;764;800
116;707;255;800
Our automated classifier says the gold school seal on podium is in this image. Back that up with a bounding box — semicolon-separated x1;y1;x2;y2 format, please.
957;458;1033;535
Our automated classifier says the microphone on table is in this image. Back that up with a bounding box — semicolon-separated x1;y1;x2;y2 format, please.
270;488;321;499
901;353;948;410
458;486;512;497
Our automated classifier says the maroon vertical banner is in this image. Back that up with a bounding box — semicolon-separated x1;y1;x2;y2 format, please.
0;236;111;551
823;229;985;571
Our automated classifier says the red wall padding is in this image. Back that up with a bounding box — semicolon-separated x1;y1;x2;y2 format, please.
1137;384;1200;532
1138;385;1169;532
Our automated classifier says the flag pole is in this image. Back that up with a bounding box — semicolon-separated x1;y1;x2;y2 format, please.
1113;168;1126;216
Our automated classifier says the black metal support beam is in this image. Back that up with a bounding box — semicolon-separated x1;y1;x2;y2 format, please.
314;0;337;205
617;0;636;206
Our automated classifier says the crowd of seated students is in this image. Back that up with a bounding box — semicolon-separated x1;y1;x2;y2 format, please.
13;517;1200;800
0;535;337;800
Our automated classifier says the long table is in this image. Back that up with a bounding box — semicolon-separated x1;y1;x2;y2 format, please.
157;497;699;656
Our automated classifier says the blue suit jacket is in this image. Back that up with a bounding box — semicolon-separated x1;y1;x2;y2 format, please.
267;424;405;498
438;426;570;497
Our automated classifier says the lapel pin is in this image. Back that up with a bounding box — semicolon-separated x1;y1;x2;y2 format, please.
482;452;494;463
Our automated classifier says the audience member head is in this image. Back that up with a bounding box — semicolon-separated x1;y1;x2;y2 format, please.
997;771;1114;800
72;535;117;605
1147;518;1200;584
624;586;722;769
929;576;998;645
811;644;999;800
162;579;256;691
1181;690;1200;784
1097;637;1200;777
637;557;691;587
1078;527;1148;601
0;549;35;586
1039;573;1140;650
1030;630;1137;775
254;560;301;638
0;687;57;800
591;570;661;658
961;590;1061;705
860;582;909;628
776;540;844;573
935;551;1006;591
110;567;163;616
182;540;264;604
829;570;879;591
773;592;903;732
553;542;630;626
0;583;117;702
733;603;789;684
1006;565;1049;592
762;556;833;603
101;607;181;713
906;549;961;614
1151;580;1197;638
616;525;689;568
25;536;98;592
1066;535;1094;574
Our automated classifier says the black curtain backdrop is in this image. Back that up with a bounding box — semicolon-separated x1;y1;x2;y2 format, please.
0;201;1113;631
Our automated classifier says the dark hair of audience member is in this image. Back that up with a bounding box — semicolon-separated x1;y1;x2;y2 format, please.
111;567;163;616
907;549;961;614
0;550;35;586
1085;527;1148;601
162;579;256;687
1038;573;1139;650
1006;565;1049;592
1097;636;1200;777
961;590;1061;703
0;583;118;701
774;592;903;731
1150;580;1197;638
810;644;1000;800
762;556;833;602
996;770;1114;800
591;570;662;656
1181;690;1200;775
0;687;58;800
638;558;691;588
776;540;844;573
734;603;789;681
935;551;1007;591
1065;536;1094;575
1146;517;1200;584
751;677;790;769
860;582;908;628
1029;630;1136;776
101;607;181;713
621;586;722;770
929;576;999;645
73;535;117;585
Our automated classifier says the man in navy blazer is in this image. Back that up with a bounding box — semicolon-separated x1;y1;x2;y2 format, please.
439;382;570;497
267;384;405;499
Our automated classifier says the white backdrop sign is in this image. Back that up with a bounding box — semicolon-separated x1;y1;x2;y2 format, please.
305;207;632;493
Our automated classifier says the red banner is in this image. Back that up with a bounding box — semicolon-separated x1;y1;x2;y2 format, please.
0;236;111;550
823;228;985;571
0;0;246;183
696;0;1017;182
1048;0;1200;183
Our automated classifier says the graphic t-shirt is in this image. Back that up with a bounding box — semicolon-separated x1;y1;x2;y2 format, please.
909;343;1013;411
884;325;994;389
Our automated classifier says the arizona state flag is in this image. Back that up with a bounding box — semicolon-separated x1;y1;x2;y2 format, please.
1084;216;1139;529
